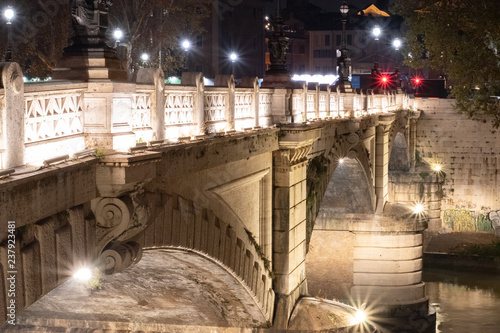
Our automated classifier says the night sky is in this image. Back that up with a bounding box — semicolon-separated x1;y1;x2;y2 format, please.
290;0;398;12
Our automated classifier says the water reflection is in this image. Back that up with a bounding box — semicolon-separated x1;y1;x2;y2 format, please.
423;267;500;333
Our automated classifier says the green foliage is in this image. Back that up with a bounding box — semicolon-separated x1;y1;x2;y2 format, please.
419;171;429;179
244;229;271;271
0;1;72;78
0;0;211;78
94;147;106;160
86;269;103;291
393;0;500;128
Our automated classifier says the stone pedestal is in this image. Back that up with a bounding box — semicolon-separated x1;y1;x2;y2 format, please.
83;81;137;150
52;47;127;82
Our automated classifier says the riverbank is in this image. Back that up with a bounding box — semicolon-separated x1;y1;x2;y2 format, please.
424;231;500;272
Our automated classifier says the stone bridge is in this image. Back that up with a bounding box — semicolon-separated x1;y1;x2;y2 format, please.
0;62;442;331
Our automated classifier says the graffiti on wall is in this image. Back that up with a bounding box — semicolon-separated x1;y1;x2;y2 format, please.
443;209;494;233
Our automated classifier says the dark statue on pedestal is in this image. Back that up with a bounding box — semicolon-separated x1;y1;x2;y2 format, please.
267;13;289;75
53;0;127;81
262;3;291;88
71;0;112;46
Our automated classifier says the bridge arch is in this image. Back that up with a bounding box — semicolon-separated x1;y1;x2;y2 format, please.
10;247;270;331
133;191;275;321
388;115;410;172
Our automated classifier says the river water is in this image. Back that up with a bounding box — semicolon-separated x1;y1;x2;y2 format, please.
423;267;500;332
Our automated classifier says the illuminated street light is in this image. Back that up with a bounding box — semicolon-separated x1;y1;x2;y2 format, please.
372;25;382;78
181;39;191;51
336;1;353;92
230;52;238;77
393;38;402;50
372;26;381;40
4;7;14;22
73;267;92;282
3;7;15;61
339;158;345;164
413;203;424;214
113;29;123;43
141;53;149;61
181;40;191;71
432;164;442;172
355;309;367;323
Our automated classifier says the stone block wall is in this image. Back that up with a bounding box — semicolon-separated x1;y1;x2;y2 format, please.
414;99;500;233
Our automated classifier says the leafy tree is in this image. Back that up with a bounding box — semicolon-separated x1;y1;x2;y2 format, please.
393;0;500;128
108;0;212;77
0;0;212;79
0;0;72;79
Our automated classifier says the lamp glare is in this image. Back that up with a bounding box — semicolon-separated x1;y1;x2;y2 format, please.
433;164;442;172
4;8;14;21
413;204;424;214
113;29;123;41
355;309;367;323
73;268;92;282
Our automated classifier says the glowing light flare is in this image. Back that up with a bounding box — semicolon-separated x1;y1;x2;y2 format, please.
412;75;424;86
376;74;393;90
230;52;238;62
393;38;402;50
140;53;149;61
339;158;345;164
432;164;442;172
372;26;381;39
73;267;93;282
355;309;367;323
4;7;14;22
181;39;191;51
413;203;424;214
113;29;123;41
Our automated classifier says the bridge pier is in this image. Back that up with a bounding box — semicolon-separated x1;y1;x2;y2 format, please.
375;114;396;213
272;124;321;329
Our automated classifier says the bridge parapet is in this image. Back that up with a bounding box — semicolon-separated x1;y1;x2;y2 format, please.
0;64;413;171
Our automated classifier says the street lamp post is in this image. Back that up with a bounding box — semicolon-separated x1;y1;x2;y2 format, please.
372;26;381;75
392;38;402;90
113;29;123;46
4;7;14;62
182;39;191;72
230;52;238;77
336;1;352;92
141;53;149;68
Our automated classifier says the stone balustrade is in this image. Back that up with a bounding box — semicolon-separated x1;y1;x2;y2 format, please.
0;64;411;170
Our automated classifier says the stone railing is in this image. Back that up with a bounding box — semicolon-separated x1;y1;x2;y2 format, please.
23;82;87;165
0;64;412;169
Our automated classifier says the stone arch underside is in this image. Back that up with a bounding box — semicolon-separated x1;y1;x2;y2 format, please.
388;114;410;172
389;131;410;172
133;191;275;323
9;248;269;331
306;156;376;301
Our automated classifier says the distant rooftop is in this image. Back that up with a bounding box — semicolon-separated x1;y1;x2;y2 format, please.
357;4;390;17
